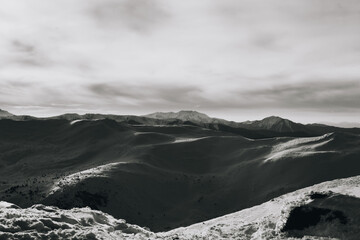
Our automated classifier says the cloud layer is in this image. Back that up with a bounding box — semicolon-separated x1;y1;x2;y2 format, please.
0;0;359;122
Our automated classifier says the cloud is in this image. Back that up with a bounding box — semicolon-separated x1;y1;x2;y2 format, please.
84;80;360;113
87;82;204;109
12;40;35;53
236;80;360;111
9;40;50;67
89;83;139;99
90;0;169;32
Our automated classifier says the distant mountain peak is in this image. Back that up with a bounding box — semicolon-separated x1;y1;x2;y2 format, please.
177;110;211;118
261;116;290;124
262;115;285;120
245;116;305;133
0;109;14;117
177;110;203;114
145;110;214;123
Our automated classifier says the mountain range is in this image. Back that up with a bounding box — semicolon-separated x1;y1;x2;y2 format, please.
2;109;359;136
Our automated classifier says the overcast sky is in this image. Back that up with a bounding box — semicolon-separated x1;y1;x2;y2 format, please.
1;0;360;123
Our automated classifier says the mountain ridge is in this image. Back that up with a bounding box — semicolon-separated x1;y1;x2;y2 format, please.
144;111;315;134
1;174;360;239
1;109;359;135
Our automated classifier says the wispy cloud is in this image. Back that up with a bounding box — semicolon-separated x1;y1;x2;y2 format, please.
90;0;169;32
237;80;360;110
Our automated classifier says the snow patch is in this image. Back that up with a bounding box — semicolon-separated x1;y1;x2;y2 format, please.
133;131;157;136
173;137;209;143
70;119;100;125
70;119;85;125
0;201;20;209
264;133;335;162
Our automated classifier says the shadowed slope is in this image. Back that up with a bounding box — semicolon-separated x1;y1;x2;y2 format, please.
41;131;360;231
283;193;360;239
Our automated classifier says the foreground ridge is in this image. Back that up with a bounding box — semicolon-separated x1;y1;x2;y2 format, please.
1;175;360;239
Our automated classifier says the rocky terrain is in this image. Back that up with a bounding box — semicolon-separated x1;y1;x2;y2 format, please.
1;175;360;239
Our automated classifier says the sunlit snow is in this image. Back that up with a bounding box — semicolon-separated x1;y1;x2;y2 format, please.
264;133;335;162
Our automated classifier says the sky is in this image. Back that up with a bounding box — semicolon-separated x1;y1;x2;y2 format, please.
0;0;360;123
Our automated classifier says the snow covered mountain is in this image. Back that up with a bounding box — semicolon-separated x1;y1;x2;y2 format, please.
1;175;360;239
0;109;14;117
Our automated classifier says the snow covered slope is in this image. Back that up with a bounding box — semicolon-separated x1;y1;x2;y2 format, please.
160;175;360;240
264;133;335;162
2;175;360;239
